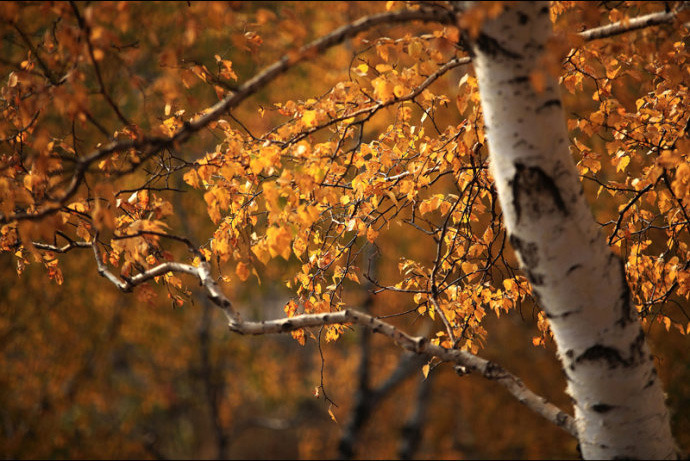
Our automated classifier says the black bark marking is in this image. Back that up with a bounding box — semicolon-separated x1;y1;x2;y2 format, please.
526;270;544;286
536;99;562;112
616;256;635;326
512;139;528;149
281;320;293;331
507;75;529;84
509;234;539;267
592;403;615;413
414;336;427;353
645;369;658;388
484;361;507;379
629;327;647;364
576;344;628;369
510;162;568;224
475;32;522;58
545;309;575;320
517;11;529;24
566;264;581;275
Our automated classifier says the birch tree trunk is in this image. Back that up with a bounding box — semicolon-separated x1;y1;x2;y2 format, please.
461;2;678;458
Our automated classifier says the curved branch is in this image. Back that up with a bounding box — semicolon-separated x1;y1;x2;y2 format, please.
227;308;577;438
89;227;576;438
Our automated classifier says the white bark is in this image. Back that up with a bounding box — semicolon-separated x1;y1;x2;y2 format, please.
462;2;677;459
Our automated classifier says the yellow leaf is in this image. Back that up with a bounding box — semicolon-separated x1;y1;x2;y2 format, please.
302;110;317;127
182;170;199;189
284;300;298;317
371;77;394;101
266;226;292;260
616;155;630;172
366;226;378;243
235;262;250;281
393;84;406;98
422;363;430;379
462;262;476;274
291;328;306;345
328;405;338;423
252;241;272;265
503;278;516;293
293;236;307;259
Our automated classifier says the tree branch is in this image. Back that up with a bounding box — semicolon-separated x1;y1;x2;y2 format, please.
89;227;576;438
0;8;454;225
579;5;689;42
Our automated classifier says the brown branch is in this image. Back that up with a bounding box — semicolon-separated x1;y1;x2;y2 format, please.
607;181;656;245
398;370;434;460
285;57;471;146
338;329;426;459
12;23;61;85
111;230;200;255
70;1;132;128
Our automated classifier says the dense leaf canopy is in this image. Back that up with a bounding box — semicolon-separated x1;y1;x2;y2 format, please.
1;1;689;459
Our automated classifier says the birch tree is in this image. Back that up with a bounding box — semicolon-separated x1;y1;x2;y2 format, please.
1;2;689;458
462;2;678;458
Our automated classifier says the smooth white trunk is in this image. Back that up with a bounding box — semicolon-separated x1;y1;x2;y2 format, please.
462;2;677;458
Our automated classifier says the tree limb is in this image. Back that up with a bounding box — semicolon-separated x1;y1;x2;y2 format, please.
89;235;576;438
579;4;689;42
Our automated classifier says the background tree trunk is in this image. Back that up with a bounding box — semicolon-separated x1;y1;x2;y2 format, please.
463;2;678;458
